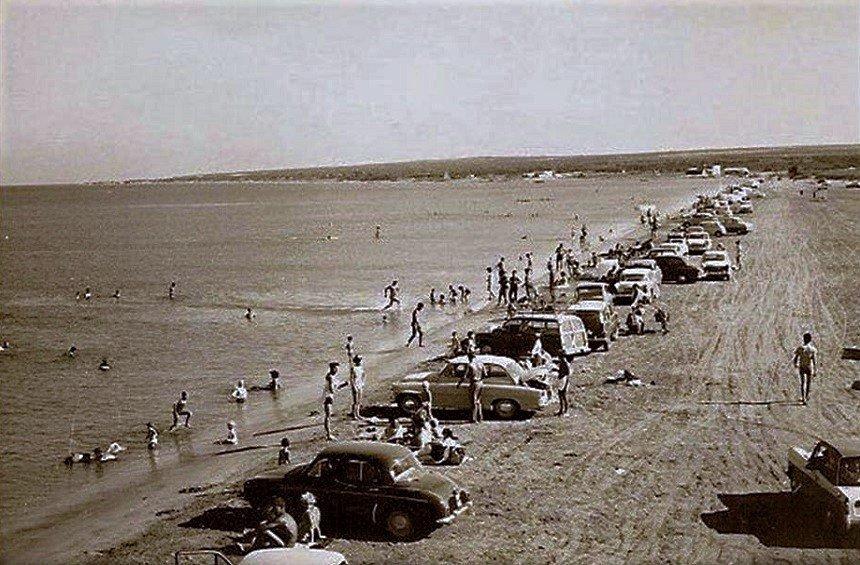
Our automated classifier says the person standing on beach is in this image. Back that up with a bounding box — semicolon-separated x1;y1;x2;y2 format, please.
349;356;365;419
554;243;565;272
508;270;521;303
168;281;177;300
654;305;669;334
465;351;484;423
345;335;355;365
169;391;192;431
497;257;506;277
448;284;458;303
406;302;425;347
323;362;346;440
449;331;462;357
735;240;743;270
792;332;817;405
382;280;400;310
374;225;381;240
429;288;437;305
497;271;509;306
557;356;571;417
465;331;477;356
146;422;159;450
486;267;495;301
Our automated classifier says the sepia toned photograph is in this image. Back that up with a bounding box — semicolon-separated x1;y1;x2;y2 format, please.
1;1;858;563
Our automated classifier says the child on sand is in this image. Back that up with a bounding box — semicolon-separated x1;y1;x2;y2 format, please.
232;380;248;403
278;437;291;465
146;422;159;450
216;421;238;445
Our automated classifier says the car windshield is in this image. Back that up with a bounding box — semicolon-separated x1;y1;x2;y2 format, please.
501;359;525;381
841;457;860;486
703;252;725;261
390;454;421;481
622;273;647;281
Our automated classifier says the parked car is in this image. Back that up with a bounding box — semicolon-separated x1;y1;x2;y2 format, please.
650;242;688;257
243;442;471;541
575;281;614;304
652;254;701;283
699;219;727;237
473;313;590;359
787;439;860;539
701;250;732;280
579;258;621;283
392;355;552;419
614;268;660;305
624;258;662;283
566;300;619;351
686;233;712;254
720;215;751;234
175;547;347;565
737;201;754;214
664;235;690;255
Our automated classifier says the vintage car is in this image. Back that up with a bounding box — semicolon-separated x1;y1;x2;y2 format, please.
566;300;620;351
392;355;552;419
698;219;727;237
787;439;860;539
243;442;471;541
701;250;732;280
614;268;660;305
650;242;687;258
575;281;614;304
652;253;701;283
578;258;621;284
737;201;754;214
474;313;590;359
720;215;751;234
175;547;347;565
624;258;662;284
685;232;712;254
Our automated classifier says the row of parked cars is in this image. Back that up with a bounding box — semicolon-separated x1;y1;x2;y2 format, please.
211;183;770;561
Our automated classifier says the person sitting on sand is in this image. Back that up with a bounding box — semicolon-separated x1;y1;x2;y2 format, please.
112;289;121;299
278;437;291;465
237;498;298;553
146;422;159;450
382;416;406;443
169;391;192;431
232;380;248;403
216;420;238;445
98;357;111;371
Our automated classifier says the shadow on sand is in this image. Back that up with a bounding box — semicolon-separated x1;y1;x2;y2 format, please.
700;492;858;549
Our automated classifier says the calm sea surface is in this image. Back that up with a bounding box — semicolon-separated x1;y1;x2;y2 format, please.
0;176;715;534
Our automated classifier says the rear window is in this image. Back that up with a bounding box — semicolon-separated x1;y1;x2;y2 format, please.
841;457;860;486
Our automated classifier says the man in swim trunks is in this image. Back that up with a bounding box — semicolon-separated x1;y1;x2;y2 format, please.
406;302;425;347
349;355;365;419
169;391;192;430
382;280;400;310
485;267;495;301
792;332;817;405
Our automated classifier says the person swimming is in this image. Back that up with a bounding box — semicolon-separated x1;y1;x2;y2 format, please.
146;422;159;450
98;358;111;371
232;379;249;403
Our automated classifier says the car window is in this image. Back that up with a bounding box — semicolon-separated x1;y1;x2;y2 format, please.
546;321;560;331
484;364;514;384
339;459;383;486
840;457;860;486
447;363;469;382
523;320;545;331
307;457;333;479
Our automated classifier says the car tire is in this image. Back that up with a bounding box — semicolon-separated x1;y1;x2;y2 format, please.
385;508;417;540
396;394;422;414
492;398;520;420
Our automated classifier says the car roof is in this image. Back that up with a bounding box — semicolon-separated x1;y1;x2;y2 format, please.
627;259;656;265
621;268;651;276
571;300;606;311
450;354;515;365
241;548;345;565
509;313;560;321
318;440;411;463
821;438;860;458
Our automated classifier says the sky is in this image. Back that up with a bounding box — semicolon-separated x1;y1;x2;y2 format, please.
1;1;858;185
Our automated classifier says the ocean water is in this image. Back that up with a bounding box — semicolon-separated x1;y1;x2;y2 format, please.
0;175;716;537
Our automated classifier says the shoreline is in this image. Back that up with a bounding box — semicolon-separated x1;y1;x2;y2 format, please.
1;176;710;564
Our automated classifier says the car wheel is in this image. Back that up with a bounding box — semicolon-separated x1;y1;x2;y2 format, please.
385;508;416;540
396;394;422;414
492;398;520;420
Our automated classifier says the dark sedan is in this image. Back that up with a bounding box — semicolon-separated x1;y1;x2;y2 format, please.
243;442;470;541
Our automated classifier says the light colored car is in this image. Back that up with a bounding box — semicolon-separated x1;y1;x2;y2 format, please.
661;238;689;255
392;355;551;419
701;250;732;280
575;281;613;304
566;300;620;351
614;268;660;305
175;547;347;565
737;201;753;214
475;313;590;359
625;258;662;283
698;219;727;237
787;439;860;540
686;233;712;254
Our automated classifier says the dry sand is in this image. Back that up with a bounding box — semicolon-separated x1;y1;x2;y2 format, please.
36;179;860;562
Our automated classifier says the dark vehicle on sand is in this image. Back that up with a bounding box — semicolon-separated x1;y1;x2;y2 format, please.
244;442;471;541
566;300;619;351
473;313;590;359
787;438;860;540
652;253;701;283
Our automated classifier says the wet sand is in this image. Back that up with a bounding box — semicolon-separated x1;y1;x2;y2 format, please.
79;178;859;564
1;174;713;563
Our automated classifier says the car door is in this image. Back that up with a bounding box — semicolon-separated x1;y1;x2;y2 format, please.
431;363;470;409
331;458;377;523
